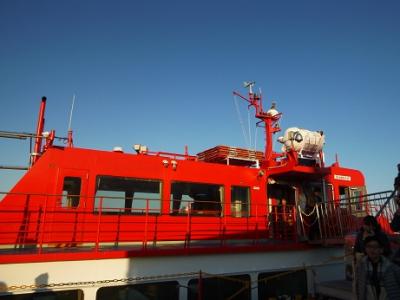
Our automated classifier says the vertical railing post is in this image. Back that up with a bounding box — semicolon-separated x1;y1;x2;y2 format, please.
254;202;259;245
316;204;323;240
336;204;344;237
144;198;149;250
198;270;203;300
298;205;306;239
95;197;103;252
38;194;49;254
221;200;226;247
292;206;297;242
185;204;191;248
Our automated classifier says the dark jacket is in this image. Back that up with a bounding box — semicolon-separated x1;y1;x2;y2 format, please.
391;213;400;232
355;256;400;300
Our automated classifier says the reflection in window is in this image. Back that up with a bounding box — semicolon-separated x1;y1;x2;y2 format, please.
94;176;161;214
0;289;83;300
62;177;81;208
170;182;223;216
351;188;363;211
188;274;250;300
258;270;307;299
231;186;250;217
96;281;179;300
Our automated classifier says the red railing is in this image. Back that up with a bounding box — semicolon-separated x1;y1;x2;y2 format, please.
0;190;394;261
0;192;272;252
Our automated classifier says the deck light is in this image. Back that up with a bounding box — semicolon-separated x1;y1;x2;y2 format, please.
162;159;169;167
113;146;123;153
133;144;141;153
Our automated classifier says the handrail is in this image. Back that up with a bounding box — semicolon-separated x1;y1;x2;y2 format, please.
0;189;396;257
375;190;396;217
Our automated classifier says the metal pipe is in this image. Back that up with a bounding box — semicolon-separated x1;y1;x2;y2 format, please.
0;131;35;139
0;165;29;170
32;97;47;165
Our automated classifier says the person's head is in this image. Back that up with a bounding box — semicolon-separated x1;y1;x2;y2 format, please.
397;163;400;172
362;215;380;233
364;235;384;262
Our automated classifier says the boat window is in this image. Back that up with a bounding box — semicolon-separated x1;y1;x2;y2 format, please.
350;187;364;211
258;270;307;299
96;281;179;300
94;176;161;214
0;289;83;299
62;177;81;208
339;186;365;214
170;182;223;216
188;274;250;300
339;186;349;202
231;186;250;217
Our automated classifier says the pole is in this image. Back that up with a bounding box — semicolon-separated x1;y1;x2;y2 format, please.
32;97;47;165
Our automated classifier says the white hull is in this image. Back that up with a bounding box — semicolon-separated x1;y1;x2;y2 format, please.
0;247;345;299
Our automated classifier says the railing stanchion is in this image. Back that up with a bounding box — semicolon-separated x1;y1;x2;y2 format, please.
38;194;49;254
185;204;191;248
144;199;149;250
95;197;103;252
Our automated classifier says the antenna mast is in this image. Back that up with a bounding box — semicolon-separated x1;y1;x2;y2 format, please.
67;94;75;147
233;82;282;166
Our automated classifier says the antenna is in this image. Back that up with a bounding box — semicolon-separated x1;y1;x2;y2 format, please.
68;94;75;131
243;81;255;94
67;94;75;147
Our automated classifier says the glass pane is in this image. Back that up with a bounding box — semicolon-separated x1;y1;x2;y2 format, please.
95;176;161;214
170;182;223;216
258;270;307;299
188;274;250;300
0;290;83;300
231;186;250;217
96;281;179;300
62;177;81;208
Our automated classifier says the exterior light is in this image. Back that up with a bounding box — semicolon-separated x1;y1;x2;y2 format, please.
133;144;141;153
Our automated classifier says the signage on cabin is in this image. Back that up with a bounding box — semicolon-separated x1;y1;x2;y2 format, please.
334;174;352;181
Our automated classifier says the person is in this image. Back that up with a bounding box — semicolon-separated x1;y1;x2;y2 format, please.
354;215;392;266
390;165;400;265
355;235;400;299
394;163;400;197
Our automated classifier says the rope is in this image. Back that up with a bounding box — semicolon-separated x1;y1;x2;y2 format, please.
3;272;199;292
298;205;317;217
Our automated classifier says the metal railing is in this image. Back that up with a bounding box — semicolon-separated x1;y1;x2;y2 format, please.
0;190;396;257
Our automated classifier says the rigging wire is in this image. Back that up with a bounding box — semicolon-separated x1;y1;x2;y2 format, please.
68;94;76;131
233;95;250;148
254;125;258;152
247;109;252;149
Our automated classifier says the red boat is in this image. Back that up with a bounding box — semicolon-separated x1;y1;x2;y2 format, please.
0;83;396;300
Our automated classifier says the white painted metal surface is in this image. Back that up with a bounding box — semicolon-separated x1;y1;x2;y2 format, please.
0;247;346;299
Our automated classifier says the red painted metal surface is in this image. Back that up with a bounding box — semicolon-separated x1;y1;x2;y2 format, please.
0;89;372;265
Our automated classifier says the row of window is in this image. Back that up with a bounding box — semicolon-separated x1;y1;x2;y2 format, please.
0;270;307;300
62;176;250;217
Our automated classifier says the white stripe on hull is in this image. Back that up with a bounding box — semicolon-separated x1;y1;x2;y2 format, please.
0;247;345;299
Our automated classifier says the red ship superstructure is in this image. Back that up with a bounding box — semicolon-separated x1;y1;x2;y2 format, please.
0;83;396;300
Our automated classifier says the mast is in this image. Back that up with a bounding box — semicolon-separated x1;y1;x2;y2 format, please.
233;82;281;166
32;97;47;165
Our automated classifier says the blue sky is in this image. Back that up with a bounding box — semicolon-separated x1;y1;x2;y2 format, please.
0;0;399;193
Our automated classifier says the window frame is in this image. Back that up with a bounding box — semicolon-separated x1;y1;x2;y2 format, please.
94;175;162;215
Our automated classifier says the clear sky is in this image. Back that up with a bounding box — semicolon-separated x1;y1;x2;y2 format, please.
0;0;399;194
